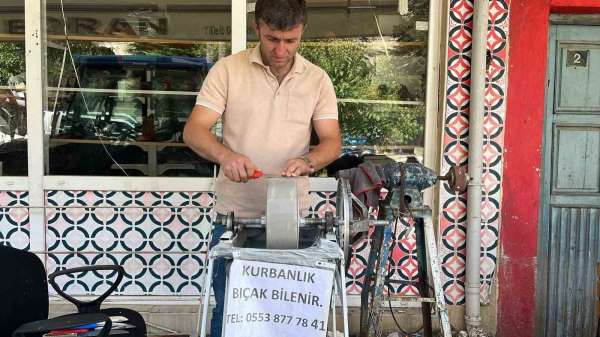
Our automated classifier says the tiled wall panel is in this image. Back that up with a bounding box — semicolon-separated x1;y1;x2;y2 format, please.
440;0;509;304
0;191;30;250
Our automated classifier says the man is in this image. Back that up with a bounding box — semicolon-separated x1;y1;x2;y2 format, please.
183;0;341;334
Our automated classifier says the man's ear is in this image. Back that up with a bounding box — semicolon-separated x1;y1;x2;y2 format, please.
252;19;259;36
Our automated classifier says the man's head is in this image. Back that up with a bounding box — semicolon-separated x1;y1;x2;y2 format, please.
254;0;307;70
255;0;307;31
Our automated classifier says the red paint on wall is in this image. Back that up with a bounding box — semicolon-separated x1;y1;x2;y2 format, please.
499;0;549;336
500;1;600;336
552;0;600;13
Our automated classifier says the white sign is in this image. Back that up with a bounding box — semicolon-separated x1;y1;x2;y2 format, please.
415;21;429;31
223;259;335;337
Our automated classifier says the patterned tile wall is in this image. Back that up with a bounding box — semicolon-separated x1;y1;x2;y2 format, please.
347;217;421;296
48;191;303;294
47;191;214;295
440;0;509;304
4;177;507;300
47;189;432;297
0;191;30;250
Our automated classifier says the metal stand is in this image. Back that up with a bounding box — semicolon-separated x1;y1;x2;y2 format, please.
193;163;467;337
414;208;452;337
359;206;452;337
415;216;434;337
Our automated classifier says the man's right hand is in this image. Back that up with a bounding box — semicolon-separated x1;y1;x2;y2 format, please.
220;152;257;183
183;105;259;183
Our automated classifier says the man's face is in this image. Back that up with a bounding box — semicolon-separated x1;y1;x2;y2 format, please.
255;19;304;70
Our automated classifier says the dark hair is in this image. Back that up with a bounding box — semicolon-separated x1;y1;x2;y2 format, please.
255;0;307;31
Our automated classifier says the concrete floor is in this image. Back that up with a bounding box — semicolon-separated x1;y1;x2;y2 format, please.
49;297;497;337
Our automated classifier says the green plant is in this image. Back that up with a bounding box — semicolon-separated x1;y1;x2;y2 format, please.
300;40;424;146
0;42;26;85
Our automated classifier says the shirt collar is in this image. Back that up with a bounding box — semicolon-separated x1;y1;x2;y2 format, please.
249;43;307;74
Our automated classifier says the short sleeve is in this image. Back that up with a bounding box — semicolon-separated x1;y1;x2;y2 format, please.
312;71;338;120
195;60;228;114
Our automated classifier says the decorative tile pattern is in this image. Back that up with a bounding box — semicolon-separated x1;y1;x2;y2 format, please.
440;0;509;304
308;191;336;219
0;191;30;250
48;190;428;297
384;217;421;296
48;252;205;296
340;207;423;296
48;190;346;296
47;191;214;295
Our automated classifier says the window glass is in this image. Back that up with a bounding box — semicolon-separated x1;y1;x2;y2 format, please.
0;1;27;176
248;0;428;171
44;0;231;176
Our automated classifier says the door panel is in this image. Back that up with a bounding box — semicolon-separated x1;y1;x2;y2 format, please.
540;24;600;337
553;126;600;192
557;45;600;111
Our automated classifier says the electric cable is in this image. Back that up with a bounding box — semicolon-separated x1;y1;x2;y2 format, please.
50;47;67;130
386;216;424;336
366;0;390;56
58;0;128;175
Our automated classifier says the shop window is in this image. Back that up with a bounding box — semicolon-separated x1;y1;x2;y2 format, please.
248;0;428;171
40;0;231;177
2;0;429;178
0;2;27;176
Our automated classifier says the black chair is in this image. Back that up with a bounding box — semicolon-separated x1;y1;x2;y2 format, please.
0;245;146;337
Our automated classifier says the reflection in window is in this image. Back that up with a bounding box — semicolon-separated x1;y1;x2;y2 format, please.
42;0;231;177
0;2;27;176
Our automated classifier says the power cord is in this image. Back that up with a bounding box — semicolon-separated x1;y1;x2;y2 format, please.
366;0;390;56
58;0;128;175
386;217;424;336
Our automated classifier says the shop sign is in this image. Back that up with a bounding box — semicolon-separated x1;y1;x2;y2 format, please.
223;259;334;337
7;16;168;37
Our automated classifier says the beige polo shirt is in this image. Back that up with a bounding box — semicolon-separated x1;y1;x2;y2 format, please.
195;44;338;218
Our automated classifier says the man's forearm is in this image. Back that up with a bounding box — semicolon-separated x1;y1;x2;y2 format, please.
303;137;341;170
183;128;232;164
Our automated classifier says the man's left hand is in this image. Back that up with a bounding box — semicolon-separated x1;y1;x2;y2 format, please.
282;157;315;177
